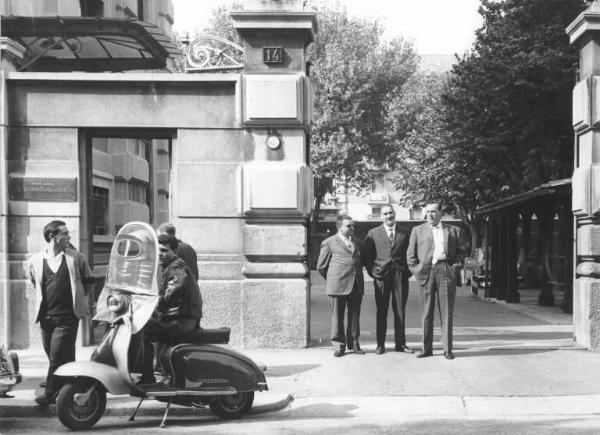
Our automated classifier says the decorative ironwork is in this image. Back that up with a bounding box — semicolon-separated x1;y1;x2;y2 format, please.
183;34;244;73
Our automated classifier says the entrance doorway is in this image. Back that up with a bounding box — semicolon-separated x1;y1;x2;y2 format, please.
79;130;174;345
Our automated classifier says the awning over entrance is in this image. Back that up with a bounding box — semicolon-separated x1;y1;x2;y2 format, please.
1;16;181;72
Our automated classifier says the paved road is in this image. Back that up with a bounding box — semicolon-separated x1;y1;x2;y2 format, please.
3;407;600;434
309;272;573;350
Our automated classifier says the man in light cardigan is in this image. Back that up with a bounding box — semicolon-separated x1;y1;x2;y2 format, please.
28;220;98;405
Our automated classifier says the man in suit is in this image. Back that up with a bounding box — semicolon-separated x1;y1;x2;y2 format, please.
157;222;199;280
364;204;413;355
317;215;365;357
28;220;99;405
407;202;466;360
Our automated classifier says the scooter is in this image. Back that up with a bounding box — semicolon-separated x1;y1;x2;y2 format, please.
54;222;267;430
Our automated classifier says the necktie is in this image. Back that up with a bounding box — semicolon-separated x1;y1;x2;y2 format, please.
388;230;394;243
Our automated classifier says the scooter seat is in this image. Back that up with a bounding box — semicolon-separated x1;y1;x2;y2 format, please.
171;327;231;345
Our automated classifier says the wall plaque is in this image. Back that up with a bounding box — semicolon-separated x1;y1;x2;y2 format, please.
263;47;283;64
9;176;78;202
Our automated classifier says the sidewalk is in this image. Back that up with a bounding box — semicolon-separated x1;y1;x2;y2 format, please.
3;278;600;421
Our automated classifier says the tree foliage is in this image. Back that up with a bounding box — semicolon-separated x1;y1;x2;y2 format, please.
305;0;419;223
391;0;586;252
444;0;584;195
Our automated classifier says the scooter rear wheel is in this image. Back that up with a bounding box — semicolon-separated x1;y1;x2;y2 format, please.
56;378;106;430
209;391;254;419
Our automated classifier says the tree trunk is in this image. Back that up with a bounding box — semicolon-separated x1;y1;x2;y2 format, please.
310;192;325;233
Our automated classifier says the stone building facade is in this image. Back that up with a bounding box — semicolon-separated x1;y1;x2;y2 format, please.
1;0;316;349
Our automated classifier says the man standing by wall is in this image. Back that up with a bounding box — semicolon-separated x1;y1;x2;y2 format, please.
364;204;413;355
407;202;466;360
316;215;365;357
28;220;98;405
157;222;198;280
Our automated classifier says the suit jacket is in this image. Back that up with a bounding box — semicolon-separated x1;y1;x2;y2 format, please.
28;248;96;321
364;224;410;279
316;234;365;296
406;222;466;286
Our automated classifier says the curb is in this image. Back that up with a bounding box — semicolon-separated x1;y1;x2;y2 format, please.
0;392;293;419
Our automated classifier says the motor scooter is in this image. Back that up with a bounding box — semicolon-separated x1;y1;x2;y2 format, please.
54;222;267;430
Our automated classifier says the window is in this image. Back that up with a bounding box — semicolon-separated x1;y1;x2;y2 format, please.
128;183;147;203
80;0;104;17
92;186;109;235
372;207;381;218
134;139;149;159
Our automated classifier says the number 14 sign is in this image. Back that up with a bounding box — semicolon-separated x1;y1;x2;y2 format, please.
263;47;283;64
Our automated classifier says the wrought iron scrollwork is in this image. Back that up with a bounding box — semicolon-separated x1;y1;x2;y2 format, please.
184;34;244;73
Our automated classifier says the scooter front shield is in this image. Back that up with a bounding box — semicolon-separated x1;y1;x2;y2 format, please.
94;222;160;333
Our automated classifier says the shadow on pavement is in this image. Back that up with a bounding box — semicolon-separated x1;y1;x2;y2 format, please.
266;364;321;377
454;348;555;358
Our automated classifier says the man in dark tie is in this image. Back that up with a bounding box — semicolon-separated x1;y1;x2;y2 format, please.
364;204;413;355
316;215;365;357
407;202;467;360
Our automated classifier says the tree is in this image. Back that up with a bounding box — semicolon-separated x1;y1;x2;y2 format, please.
306;0;418;226
392;0;586;254
444;0;585;194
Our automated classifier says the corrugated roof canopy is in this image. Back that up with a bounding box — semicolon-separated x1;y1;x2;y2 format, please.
476;178;571;215
1;16;181;72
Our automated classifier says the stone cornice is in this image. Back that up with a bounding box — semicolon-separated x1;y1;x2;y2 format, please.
230;11;318;43
566;3;600;45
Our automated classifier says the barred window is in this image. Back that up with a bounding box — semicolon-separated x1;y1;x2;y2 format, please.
92;186;109;235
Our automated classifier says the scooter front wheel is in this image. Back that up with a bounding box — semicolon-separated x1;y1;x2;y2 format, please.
209;391;254;419
56;378;107;430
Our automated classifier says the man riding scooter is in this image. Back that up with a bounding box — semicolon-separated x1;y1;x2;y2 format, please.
137;233;202;385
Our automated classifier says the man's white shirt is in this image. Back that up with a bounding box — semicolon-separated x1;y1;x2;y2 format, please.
338;234;353;250
43;248;65;273
431;223;446;264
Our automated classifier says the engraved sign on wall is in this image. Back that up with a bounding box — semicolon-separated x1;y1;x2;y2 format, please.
263;47;283;64
9;176;78;201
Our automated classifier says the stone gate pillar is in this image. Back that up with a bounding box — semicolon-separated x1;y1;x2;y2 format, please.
567;3;600;349
229;1;317;347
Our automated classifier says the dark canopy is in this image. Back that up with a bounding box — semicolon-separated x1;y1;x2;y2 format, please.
1;16;181;72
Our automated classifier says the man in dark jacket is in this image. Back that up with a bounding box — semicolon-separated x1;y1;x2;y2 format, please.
157;222;198;280
138;234;202;384
364;205;413;355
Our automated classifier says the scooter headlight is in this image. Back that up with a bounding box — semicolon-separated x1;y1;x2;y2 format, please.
106;294;130;315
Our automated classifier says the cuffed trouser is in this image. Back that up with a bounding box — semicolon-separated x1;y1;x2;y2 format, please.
420;261;456;353
330;284;362;351
374;268;409;348
40;314;79;397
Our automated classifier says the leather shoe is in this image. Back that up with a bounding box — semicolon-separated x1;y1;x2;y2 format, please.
333;349;345;357
136;375;157;385
416;350;433;358
444;351;455;360
34;393;51;406
351;347;365;355
375;346;385;355
395;345;414;353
